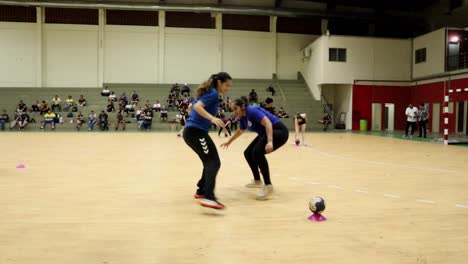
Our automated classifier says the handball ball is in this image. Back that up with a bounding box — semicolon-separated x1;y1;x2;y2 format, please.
295;139;300;146
309;197;326;214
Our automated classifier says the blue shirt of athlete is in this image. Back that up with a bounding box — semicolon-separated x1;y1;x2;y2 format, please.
240;105;280;135
185;88;219;131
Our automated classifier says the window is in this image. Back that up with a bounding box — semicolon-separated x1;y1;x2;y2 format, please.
415;48;426;64
329;48;346;62
45;8;98;25
222;14;269;32
106;10;158;26
166;12;214;29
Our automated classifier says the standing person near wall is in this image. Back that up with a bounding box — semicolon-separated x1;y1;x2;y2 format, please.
405;104;418;138
418;103;429;138
183;72;232;210
221;97;289;201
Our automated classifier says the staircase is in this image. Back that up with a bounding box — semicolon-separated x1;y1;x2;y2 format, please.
276;79;324;131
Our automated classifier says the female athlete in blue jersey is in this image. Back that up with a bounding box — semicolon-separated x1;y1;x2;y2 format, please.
221;97;289;200
183;72;232;210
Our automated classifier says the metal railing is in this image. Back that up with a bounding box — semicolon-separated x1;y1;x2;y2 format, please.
320;95;333;122
447;52;468;71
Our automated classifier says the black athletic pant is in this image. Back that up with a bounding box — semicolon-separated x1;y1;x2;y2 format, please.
218;125;231;136
405;121;416;136
183;127;220;200
244;122;289;185
418;120;427;138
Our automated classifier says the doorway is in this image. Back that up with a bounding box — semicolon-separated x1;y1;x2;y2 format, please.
384;103;395;131
432;103;440;133
372;103;382;131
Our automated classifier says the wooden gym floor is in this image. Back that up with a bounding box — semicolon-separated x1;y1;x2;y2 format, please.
0;132;467;264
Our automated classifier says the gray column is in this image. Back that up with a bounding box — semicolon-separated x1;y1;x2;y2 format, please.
158;11;165;83
36;7;42;87
216;12;222;72
98;9;105;87
270;16;277;76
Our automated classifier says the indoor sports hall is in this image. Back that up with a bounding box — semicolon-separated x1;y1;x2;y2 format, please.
1;0;467;263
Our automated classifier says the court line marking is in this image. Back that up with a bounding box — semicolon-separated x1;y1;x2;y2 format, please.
416;199;436;204
303;144;468;175
354;189;368;194
224;150;468;210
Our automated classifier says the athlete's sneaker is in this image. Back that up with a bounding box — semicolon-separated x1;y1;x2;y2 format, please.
199;198;225;209
256;184;274;200
245;180;263;188
193;193;205;199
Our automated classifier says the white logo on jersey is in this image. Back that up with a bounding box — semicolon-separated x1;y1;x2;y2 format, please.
247;121;252;127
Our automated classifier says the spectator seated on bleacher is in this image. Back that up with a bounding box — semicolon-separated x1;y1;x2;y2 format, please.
160;106;168;121
109;91;117;102
171;83;180;95
181;83;190;97
142;108;153;131
115;110;126;131
63;95;74;111
266;84;276;96
120;92;127;104
88;110;97;131
53;113;63;124
277;107;289;118
144;100;151;110
248;96;259;106
78;95;87;107
17;100;27;113
101;86;110;97
0;110;9;130
10;111;29;131
318;113;332;131
225;96;232;112
52;95;61;112
261;97;275;115
167;95;176;111
98;110;109;131
31;100;42;112
131;91;139;106
107;99;115;113
249;89;258;104
124;101;134;115
153;100;161;112
40;101;50;115
40;110;56;130
75;111;84;131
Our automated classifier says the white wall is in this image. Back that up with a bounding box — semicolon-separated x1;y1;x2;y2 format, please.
0;20;322;87
277;33;318;79
0;23;37;87
334;84;353;129
104;25;158;84
373;39;412;80
321;36;412;83
412;28;446;79
44;24;99;87
165;28;218;84
300;37;324;100
320;84;352;129
223;30;273;79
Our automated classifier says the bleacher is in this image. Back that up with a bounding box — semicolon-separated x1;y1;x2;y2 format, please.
0;78;323;131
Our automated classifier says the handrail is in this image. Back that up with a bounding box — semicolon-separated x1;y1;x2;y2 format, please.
272;73;287;102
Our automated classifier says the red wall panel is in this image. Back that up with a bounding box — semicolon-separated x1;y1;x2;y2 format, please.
352;77;468;133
